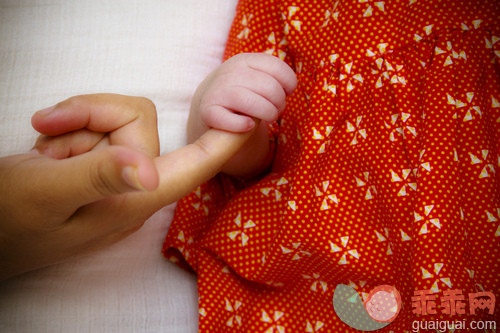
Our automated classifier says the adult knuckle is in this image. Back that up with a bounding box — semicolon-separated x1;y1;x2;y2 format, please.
87;159;120;197
130;97;156;121
57;95;84;110
137;96;156;112
193;135;212;159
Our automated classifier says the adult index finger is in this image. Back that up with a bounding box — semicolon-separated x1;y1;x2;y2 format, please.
31;94;159;157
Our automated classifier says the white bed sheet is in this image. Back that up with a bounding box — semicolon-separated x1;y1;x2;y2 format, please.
0;1;237;331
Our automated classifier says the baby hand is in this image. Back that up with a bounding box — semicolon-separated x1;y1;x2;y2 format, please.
194;53;297;133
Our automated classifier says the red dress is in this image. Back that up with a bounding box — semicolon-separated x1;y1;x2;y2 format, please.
163;0;500;331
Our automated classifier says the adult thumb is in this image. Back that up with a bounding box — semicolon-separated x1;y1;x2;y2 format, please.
26;146;159;216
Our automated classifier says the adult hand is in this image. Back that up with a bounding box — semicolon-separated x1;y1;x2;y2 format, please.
0;94;254;281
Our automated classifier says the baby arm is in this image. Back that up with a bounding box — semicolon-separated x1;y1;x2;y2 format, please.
188;53;297;177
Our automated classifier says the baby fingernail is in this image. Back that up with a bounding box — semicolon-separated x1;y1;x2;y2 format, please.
246;118;256;131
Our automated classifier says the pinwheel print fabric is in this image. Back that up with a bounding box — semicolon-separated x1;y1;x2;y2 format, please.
164;0;500;331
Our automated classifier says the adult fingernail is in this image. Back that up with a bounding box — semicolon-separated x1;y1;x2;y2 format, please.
35;105;55;116
122;166;147;191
